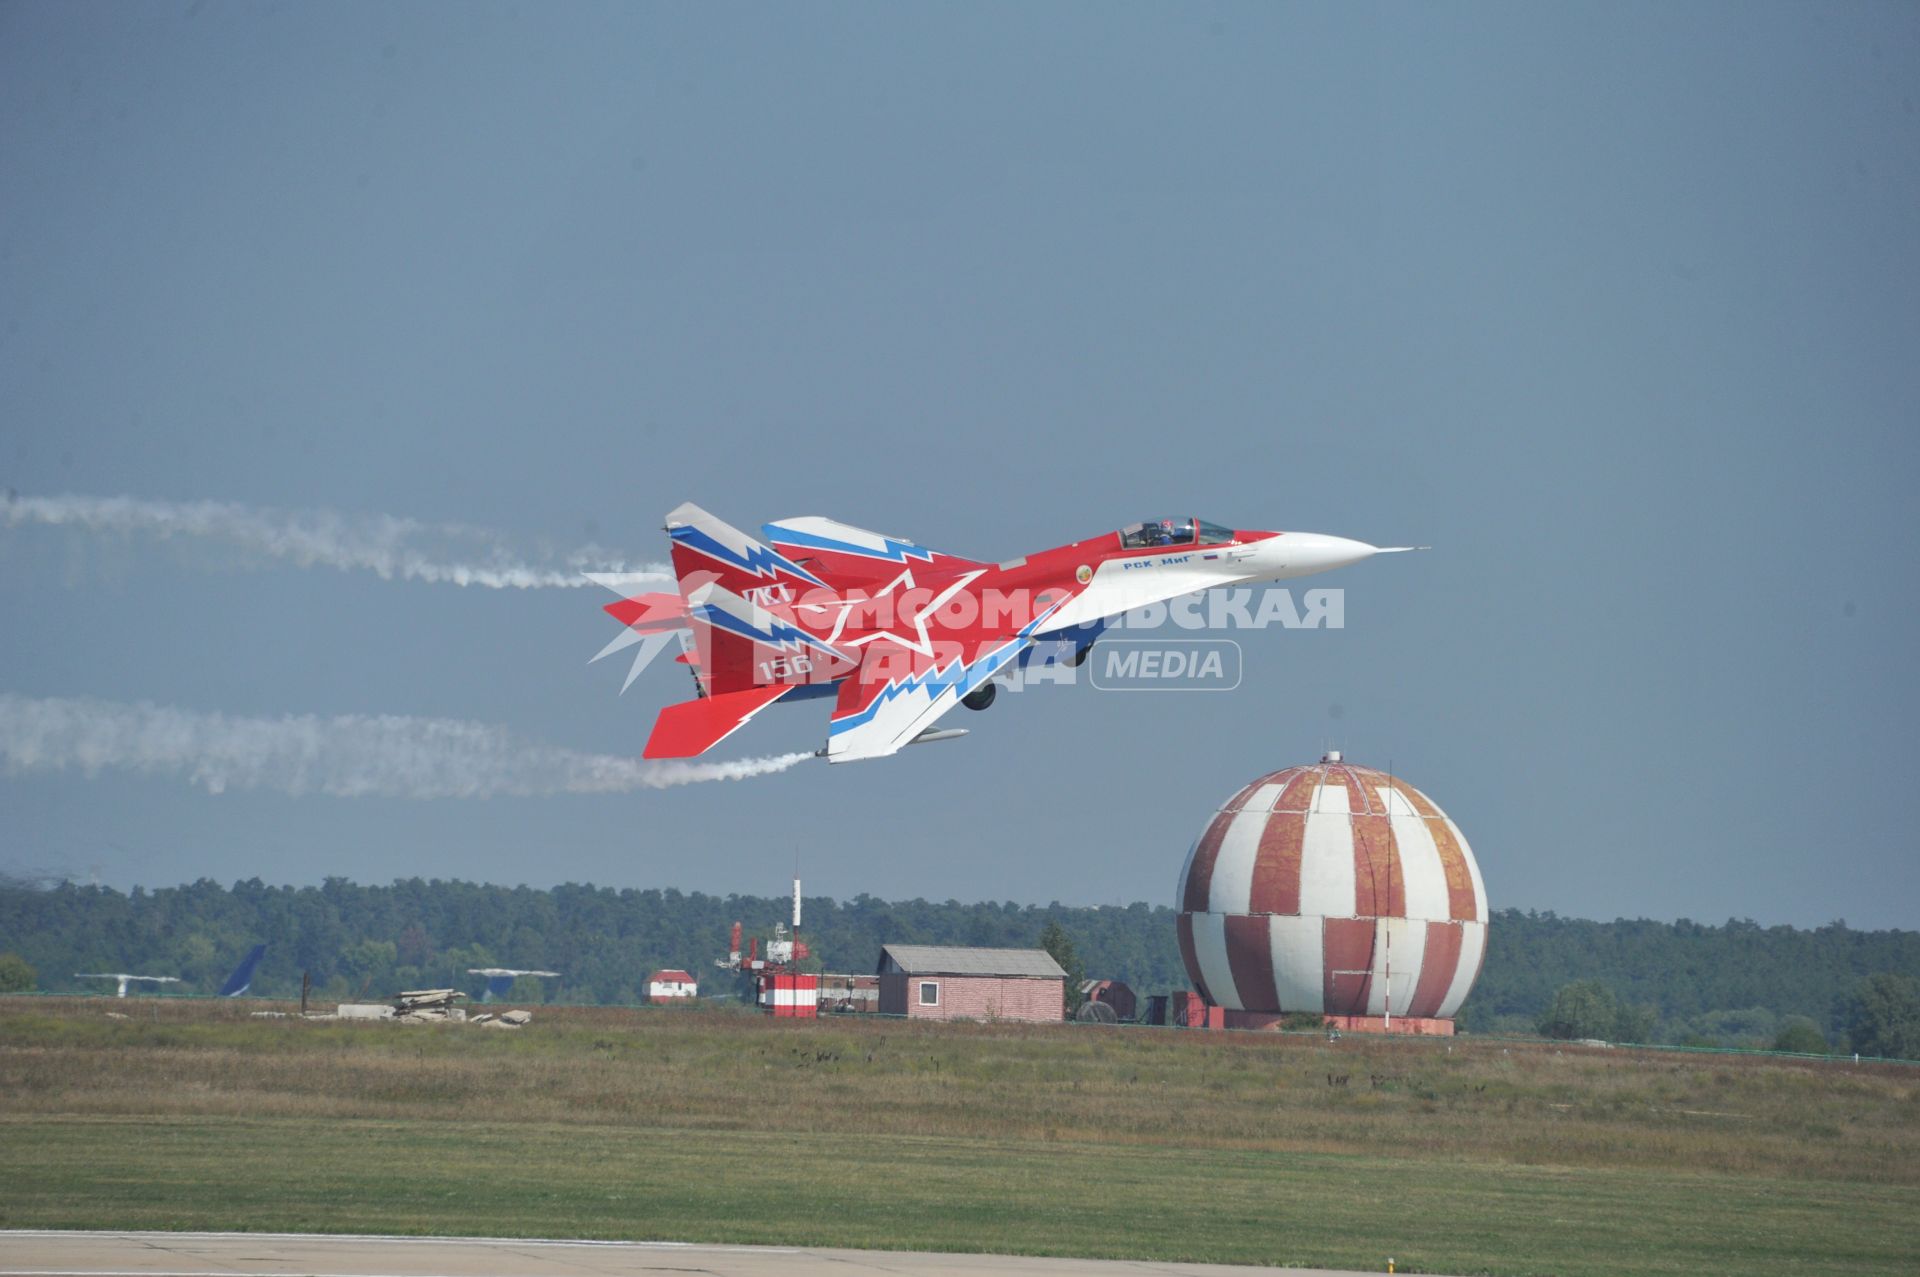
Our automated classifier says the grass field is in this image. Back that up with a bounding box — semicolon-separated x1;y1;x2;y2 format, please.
2;997;1916;1275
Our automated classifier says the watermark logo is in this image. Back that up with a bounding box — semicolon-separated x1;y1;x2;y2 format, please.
1085;639;1242;692
592;570;1348;697
1108;587;1343;632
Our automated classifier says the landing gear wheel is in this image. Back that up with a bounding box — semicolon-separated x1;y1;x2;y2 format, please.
962;683;997;712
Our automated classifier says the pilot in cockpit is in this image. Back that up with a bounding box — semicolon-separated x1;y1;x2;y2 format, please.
1121;518;1192;549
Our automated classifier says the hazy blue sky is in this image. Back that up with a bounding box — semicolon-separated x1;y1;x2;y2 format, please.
3;3;1915;929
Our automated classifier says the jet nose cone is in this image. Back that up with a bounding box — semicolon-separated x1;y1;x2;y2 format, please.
1266;532;1380;578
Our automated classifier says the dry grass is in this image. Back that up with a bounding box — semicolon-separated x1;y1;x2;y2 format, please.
2;996;1917;1274
4;997;1912;1181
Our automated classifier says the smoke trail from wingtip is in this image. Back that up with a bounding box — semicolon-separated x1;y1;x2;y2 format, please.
1;493;671;589
0;694;810;797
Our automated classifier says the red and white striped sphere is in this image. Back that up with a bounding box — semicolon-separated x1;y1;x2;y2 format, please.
1176;754;1487;1021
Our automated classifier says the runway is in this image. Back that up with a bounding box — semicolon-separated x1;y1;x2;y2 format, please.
0;1232;1410;1277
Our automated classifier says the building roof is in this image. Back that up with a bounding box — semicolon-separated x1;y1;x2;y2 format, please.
648;969;696;984
877;944;1067;979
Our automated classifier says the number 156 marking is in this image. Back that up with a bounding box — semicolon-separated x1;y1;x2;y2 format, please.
759;655;813;681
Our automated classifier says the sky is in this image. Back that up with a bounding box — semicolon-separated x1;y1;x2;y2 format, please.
2;2;1916;930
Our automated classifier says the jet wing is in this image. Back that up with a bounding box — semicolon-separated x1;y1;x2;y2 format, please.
824;631;1036;763
645;684;807;759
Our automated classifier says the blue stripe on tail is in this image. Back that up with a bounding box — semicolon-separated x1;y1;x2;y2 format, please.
218;944;267;997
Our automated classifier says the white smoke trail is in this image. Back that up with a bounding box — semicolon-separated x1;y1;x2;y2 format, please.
1;493;671;589
0;694;810;797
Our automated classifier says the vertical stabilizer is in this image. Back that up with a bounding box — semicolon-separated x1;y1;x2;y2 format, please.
667;503;828;600
218;944;267;997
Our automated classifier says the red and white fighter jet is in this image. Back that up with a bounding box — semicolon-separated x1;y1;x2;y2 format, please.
601;505;1417;764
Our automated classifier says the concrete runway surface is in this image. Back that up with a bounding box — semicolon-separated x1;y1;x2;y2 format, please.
0;1232;1417;1277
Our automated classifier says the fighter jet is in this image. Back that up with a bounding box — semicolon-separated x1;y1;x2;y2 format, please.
599;505;1418;764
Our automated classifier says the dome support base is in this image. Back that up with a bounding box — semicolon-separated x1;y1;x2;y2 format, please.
1221;1010;1457;1036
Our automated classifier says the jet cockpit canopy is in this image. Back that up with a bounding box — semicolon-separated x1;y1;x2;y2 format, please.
1118;518;1238;549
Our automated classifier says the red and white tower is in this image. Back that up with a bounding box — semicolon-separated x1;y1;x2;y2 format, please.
719;878;818;1018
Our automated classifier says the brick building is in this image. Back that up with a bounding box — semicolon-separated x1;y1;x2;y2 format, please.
876;944;1066;1023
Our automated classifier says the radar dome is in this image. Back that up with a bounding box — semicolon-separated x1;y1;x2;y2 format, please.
1176;755;1487;1031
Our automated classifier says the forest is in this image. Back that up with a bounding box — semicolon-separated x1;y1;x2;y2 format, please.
2;875;1914;1051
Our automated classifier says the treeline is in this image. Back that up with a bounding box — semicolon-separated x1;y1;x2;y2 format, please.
0;877;1184;1007
1461;910;1920;1047
1;877;1914;1048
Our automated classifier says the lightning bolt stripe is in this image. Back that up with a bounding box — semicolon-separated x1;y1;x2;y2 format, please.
690;601;845;660
670;525;826;586
766;523;938;564
829;608;1059;735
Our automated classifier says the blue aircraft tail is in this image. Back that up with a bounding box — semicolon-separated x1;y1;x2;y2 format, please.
484;974;516;1002
218;944;267;997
